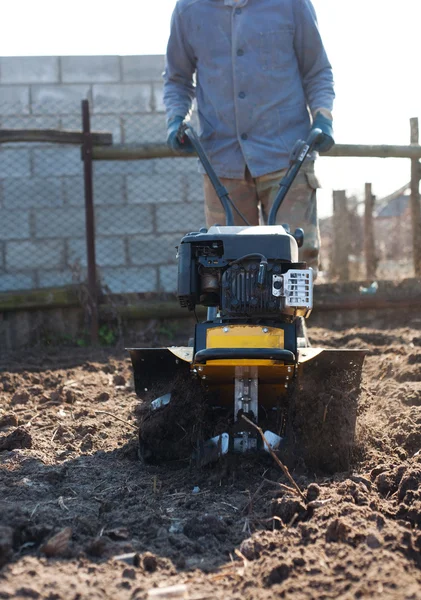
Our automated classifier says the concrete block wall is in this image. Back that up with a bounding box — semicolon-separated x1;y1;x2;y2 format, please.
0;55;205;294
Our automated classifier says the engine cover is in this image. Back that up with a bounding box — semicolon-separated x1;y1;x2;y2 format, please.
221;262;281;316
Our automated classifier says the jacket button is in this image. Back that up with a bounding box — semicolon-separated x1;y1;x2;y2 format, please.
235;7;242;15
237;49;244;56
239;91;246;99
241;133;248;141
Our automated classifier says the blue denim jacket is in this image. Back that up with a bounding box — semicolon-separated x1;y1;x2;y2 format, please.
163;0;334;178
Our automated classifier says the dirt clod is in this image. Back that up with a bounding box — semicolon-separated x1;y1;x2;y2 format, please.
11;391;30;405
142;552;158;573
271;495;307;525
325;518;351;543
0;414;18;429
40;528;72;558
266;563;290;586
306;483;321;502
0;427;32;451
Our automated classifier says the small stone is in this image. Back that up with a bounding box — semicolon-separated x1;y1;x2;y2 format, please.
366;533;382;549
113;374;126;386
306;483;321;503
96;392;110;402
266;563;290;586
122;568;136;580
239;538;262;561
65;390;77;404
40;527;72;557
143;552;158;572
11;391;30;405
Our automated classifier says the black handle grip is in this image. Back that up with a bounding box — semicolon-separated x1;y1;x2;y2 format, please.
267;127;323;226
194;348;296;364
178;123;235;226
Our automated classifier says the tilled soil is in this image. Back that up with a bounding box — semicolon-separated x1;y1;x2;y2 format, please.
1;325;421;599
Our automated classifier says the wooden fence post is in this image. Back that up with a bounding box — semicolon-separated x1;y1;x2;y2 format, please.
364;183;377;280
410;118;421;276
81;99;99;344
332;190;350;281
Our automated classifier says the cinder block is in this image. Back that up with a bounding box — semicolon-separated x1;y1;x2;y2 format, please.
35;208;85;238
61;56;120;83
127;173;185;204
68;237;126;268
122;114;166;143
0;273;35;293
0;86;30;115
64;174;125;206
31;85;90;115
58;113;122;144
159;265;178;292
3;177;63;208
91;114;122;144
154;157;198;175
6;240;64;269
153;83;165;113
129;233;182;266
0;149;31;178
96;205;154;235
93;84;152;114
156;202;205;233
94;160;153;177
1;115;60;129
38;270;77;289
187;173;205;202
100;266;157;294
121;55;165;82
0;57;59;84
0;210;30;240
32;147;81;177
63;176;84;206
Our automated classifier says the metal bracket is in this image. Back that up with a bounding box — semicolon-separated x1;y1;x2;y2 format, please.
234;366;259;452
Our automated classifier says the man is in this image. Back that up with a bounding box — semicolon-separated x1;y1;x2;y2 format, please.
163;0;334;277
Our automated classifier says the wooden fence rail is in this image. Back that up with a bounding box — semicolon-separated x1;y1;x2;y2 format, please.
0;129;112;146
91;142;421;161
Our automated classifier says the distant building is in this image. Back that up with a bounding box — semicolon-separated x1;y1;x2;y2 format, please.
375;185;412;261
319;183;413;280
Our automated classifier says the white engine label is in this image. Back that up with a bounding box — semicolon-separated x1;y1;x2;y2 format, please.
272;269;313;309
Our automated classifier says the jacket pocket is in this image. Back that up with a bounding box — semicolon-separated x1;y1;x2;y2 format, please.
303;162;321;190
259;26;295;71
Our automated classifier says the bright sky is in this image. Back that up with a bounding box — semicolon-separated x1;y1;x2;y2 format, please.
2;0;420;216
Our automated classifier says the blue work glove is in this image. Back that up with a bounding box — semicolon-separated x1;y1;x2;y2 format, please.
312;112;335;153
166;116;194;153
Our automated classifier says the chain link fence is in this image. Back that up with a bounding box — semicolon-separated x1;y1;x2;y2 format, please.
0;101;205;296
0;100;417;297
